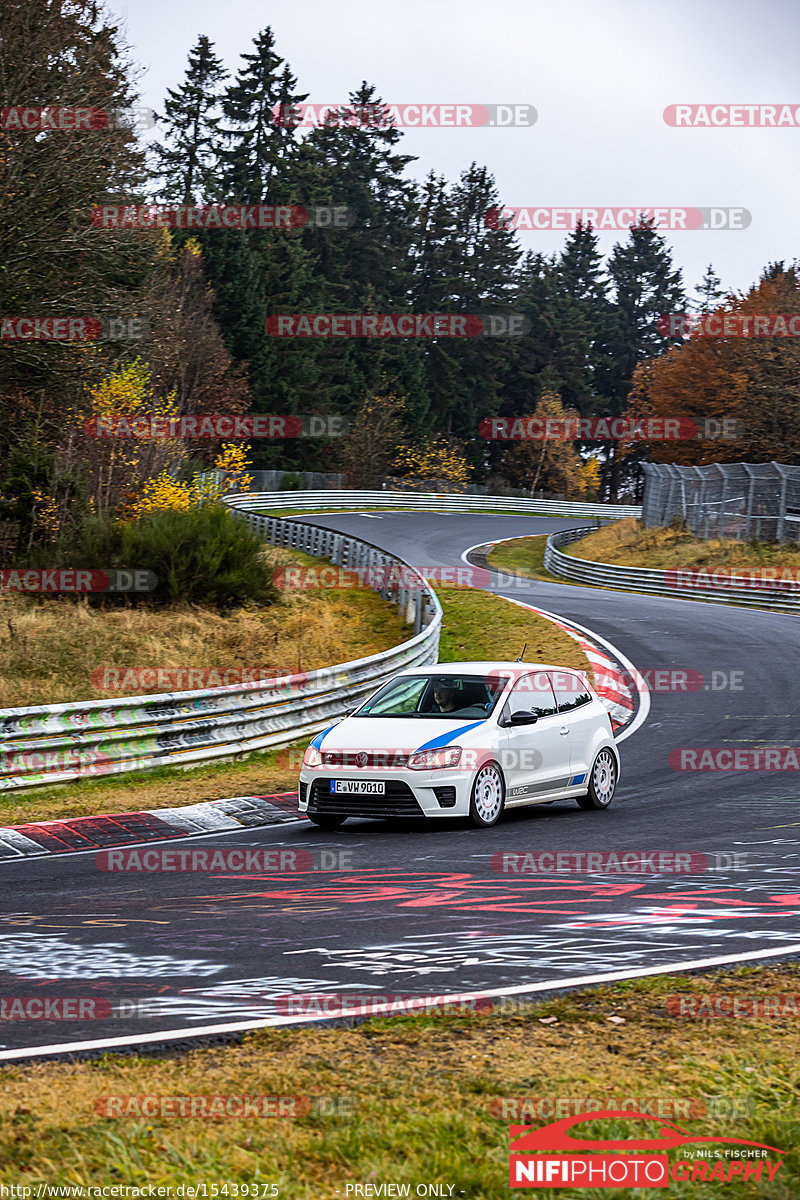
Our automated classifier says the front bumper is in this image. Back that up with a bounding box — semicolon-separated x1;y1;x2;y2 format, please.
299;768;475;819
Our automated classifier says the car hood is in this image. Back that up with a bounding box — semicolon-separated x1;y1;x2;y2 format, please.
315;715;490;755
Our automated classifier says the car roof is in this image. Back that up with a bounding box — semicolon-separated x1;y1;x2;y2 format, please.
395;661;587;675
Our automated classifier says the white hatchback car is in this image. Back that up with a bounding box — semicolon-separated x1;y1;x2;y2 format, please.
298;661;620;829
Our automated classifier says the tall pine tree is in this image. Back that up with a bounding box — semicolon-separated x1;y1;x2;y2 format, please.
153;35;228;203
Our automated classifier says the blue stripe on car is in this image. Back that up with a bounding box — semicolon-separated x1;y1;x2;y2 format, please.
570;773;587;785
414;720;486;753
310;725;335;750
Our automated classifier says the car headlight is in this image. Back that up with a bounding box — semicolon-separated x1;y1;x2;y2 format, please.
408;746;462;770
302;745;322;768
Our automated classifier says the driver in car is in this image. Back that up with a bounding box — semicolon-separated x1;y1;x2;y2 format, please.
432;681;459;713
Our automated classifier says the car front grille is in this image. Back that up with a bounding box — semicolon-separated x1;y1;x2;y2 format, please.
308;778;424;819
320;751;411;768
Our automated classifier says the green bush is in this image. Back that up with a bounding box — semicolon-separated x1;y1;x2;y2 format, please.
118;505;277;610
23;505;276;611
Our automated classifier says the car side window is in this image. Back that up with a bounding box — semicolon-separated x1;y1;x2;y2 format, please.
503;671;558;720
550;671;592;712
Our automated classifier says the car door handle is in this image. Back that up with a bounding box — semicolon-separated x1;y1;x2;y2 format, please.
559;727;569;735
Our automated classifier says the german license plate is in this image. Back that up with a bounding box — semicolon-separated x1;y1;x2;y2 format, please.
330;780;385;795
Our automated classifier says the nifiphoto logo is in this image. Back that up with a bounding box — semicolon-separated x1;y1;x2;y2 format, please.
508;1111;785;1188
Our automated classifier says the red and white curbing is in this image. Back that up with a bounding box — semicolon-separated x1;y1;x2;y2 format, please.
539;610;635;730
0;793;301;861
500;599;637;732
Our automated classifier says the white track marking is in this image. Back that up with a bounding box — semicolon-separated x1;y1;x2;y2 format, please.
459;535;650;742
3;941;800;1061
503;597;650;744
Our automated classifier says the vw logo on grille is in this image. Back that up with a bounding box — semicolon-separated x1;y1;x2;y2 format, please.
355;752;368;767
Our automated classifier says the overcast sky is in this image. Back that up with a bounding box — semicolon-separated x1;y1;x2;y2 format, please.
116;0;800;299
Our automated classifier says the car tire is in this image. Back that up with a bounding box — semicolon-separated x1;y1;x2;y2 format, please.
307;813;347;829
469;761;505;827
577;749;617;810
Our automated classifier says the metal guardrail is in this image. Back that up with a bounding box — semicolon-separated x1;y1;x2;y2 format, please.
228;489;642;520
544;528;800;613
0;510;442;792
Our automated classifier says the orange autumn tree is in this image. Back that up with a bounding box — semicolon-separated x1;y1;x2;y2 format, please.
393;436;471;491
500;390;585;498
624;269;800;465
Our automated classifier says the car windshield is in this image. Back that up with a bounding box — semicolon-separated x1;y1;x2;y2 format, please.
353;673;510;719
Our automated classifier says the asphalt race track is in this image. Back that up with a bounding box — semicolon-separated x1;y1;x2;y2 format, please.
2;512;800;1060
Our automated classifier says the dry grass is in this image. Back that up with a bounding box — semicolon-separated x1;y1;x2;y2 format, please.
487;533;574;584
0;547;407;709
0;965;797;1195
434;583;589;676
565;518;800;571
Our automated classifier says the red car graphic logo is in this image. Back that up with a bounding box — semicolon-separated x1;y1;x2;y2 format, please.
510;1111;784;1155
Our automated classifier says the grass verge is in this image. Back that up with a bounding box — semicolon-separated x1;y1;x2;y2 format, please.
486;534;579;585
434;582;587;670
0;548;406;709
563;518;800;572
1;965;798;1196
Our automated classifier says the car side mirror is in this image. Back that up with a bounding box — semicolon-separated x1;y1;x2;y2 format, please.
508;710;538;726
